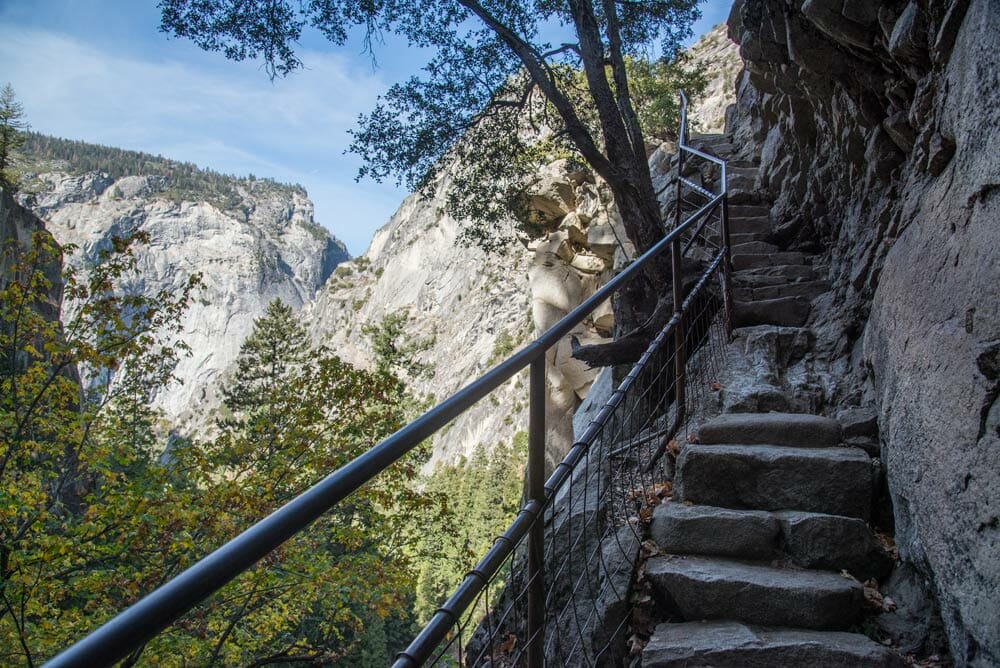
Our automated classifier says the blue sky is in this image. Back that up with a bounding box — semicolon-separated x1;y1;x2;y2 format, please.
0;0;734;256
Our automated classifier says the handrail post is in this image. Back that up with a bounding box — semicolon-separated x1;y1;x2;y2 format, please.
526;357;546;668
671;236;686;427
720;191;735;337
673;93;688;422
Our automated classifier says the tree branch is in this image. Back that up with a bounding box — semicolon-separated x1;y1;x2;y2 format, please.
456;0;613;178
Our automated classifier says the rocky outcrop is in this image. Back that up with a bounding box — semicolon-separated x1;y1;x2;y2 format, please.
302;157;632;470
684;23;743;134
23;171;347;427
1;187;62;323
727;0;1000;663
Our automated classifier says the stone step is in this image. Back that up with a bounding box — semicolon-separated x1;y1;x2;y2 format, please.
775;510;894;579
650;504;893;579
643;621;904;667
709;231;771;246
693;142;737;157
732;252;810;271
728;159;761;169
733;272;819;288
735;264;817;280
728;231;771;245
675;444;873;519
735;280;831;301
728;204;770;218
732;240;780;254
651;503;779;561
728;189;763;205
728;216;771;235
698;412;842;448
646;556;864;630
734;296;811;328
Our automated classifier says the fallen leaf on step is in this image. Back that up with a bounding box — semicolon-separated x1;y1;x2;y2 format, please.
863;578;884;610
497;634;517;654
628;634;647;656
710;381;722;391
667;440;680;456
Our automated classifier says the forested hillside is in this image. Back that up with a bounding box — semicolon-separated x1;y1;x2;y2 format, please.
20;132;304;213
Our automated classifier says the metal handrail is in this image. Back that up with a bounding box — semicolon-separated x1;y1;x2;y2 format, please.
394;90;733;666
45;96;726;665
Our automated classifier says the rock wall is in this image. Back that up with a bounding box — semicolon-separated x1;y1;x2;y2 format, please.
685;23;743;134
302;158;636;470
24;172;348;428
728;0;999;663
1;187;63;323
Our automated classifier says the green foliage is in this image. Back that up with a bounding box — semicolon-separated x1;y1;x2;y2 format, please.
159;0;701;258
488;330;518;366
138;298;434;665
19;132;306;214
0;84;29;191
0;227;201;664
0;227;439;664
625;55;709;140
410;432;528;623
362;310;435;380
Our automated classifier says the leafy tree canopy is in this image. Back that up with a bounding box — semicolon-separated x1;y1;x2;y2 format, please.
159;0;701;261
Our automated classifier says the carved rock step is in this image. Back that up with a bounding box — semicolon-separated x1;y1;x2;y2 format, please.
732;240;780;254
708;231;771;245
733;272;819;288
729;231;771;245
735;264;817;280
735;279;832;302
728;216;771;235
643;621;904;667
675;444;874;519
698;412;842;448
732;252;810;271
646;555;863;630
734;296;811;328
728;189;763;205
728;204;770;218
650;504;893;579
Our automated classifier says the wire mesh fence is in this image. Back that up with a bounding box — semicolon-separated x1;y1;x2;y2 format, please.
396;208;732;667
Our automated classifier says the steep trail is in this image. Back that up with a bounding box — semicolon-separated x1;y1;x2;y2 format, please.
637;137;902;665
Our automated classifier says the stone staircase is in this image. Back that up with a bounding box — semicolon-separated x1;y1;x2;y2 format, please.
642;413;901;666
638;136;901;666
686;134;830;330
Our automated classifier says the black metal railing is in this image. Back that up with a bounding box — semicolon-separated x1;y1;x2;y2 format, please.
45;91;731;668
392;92;733;667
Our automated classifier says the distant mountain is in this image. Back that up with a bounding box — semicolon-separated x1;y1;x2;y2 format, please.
19;135;349;429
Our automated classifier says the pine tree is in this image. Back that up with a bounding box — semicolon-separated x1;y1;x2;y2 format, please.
0;83;29;190
221;298;308;422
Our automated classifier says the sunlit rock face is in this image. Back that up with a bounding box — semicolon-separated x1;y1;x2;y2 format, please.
25;172;347;427
727;0;999;663
301;158;629;472
300;26;743;471
685;22;743;134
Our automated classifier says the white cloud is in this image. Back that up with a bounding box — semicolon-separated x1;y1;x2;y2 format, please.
0;26;407;254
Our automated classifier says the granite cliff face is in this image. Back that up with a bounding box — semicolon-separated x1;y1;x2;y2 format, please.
1;187;63;324
299;26;737;470
23;169;348;426
302;159;631;470
685;23;743;134
726;0;998;663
